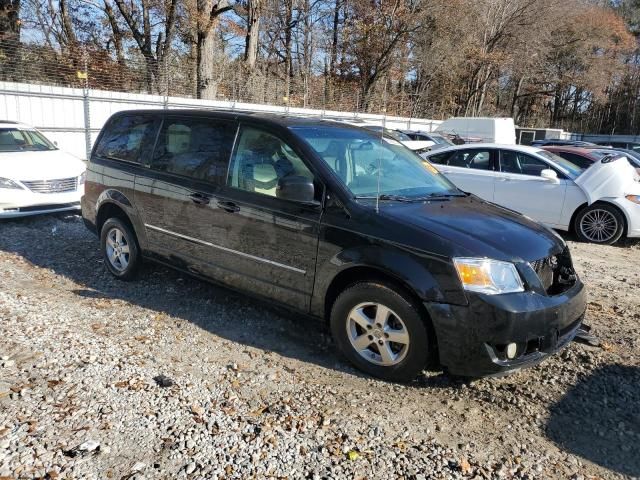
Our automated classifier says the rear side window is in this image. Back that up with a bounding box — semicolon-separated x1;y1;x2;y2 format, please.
447;149;492;170
428;151;452;165
150;117;237;183
95;114;157;163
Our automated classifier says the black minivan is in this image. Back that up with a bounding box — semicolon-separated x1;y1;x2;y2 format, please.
82;110;586;382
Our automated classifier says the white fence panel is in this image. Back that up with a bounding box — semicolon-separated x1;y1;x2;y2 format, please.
0;81;442;160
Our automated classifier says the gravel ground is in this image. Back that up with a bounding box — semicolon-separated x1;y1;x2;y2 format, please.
0;213;639;480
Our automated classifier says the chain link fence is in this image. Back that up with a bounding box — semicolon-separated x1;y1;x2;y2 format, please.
0;42;424;117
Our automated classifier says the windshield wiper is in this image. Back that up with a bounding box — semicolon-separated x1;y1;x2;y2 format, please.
355;193;466;203
355;194;415;202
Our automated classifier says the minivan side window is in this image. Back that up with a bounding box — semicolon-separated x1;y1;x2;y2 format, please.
150;117;237;183
95;115;156;163
228;126;314;197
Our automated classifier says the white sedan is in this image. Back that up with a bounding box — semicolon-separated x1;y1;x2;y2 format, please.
0;121;86;218
423;144;640;244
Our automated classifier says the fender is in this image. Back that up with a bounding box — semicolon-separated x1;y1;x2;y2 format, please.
310;240;467;318
95;189;148;249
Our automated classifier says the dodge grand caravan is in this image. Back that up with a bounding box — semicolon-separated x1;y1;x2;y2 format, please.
82;110;586;382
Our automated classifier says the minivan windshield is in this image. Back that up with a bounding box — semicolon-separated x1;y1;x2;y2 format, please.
292;125;462;199
0;128;57;152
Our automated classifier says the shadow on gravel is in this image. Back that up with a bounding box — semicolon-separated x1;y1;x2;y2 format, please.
546;364;640;477
0;214;373;380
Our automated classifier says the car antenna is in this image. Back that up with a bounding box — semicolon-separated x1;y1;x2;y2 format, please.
376;79;389;214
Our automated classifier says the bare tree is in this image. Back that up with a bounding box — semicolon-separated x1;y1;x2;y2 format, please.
112;0;178;93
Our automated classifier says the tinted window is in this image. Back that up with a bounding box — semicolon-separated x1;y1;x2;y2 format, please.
428;151;452;165
228;126;314;197
500;150;548;176
447;149;492;170
535;150;584;179
95;115;157;163
151;117;236;182
553;152;593;170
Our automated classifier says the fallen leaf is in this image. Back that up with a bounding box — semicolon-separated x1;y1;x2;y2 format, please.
460;456;472;475
346;450;360;461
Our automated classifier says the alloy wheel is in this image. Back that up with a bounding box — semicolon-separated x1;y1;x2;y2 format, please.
346;302;410;366
105;227;130;272
579;209;619;243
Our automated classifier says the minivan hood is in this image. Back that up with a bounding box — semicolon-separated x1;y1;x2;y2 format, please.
378;196;563;262
574;155;640;204
0;150;86;181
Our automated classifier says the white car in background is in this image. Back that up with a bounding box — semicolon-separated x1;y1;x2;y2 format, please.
0;121;85;218
423;144;640;245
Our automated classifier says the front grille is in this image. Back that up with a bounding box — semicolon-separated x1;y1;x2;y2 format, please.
21;177;78;194
531;256;556;291
530;248;576;295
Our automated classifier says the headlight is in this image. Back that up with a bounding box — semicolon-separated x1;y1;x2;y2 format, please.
453;257;524;295
79;172;86;185
0;177;22;189
625;194;640;205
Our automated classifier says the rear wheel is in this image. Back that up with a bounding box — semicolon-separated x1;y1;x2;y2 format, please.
100;217;140;280
330;281;432;382
574;203;624;245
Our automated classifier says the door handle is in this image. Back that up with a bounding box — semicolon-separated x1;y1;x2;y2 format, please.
188;192;211;205
217;200;240;213
496;177;510;182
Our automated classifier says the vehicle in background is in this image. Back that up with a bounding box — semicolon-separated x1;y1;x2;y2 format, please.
435;117;516;145
82;110;586;381
423;144;640;245
543;146;640;175
361;125;434;155
0;121;85;218
593;141;640;151
399;130;455;150
531;139;597;147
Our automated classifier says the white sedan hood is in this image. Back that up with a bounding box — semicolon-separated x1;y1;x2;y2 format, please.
402;140;435;151
574;156;640;204
0;150;86;182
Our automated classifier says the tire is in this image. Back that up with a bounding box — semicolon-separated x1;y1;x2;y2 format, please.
330;281;432;382
100;217;141;280
574;202;625;245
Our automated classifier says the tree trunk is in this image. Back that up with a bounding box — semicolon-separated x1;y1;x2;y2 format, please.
284;0;293;94
244;0;260;69
59;0;77;48
197;30;218;99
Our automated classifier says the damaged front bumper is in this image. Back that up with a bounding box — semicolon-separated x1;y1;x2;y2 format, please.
425;279;587;377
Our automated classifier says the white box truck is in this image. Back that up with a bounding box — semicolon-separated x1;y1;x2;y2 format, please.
435;117;516;145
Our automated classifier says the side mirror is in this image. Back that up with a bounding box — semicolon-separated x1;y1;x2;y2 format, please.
540;168;559;183
276;175;316;204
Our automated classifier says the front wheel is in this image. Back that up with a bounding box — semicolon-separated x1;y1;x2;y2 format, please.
100;217;141;280
330;282;432;382
574;203;625;245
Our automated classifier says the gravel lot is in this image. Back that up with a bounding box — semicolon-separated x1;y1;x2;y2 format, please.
0;213;639;479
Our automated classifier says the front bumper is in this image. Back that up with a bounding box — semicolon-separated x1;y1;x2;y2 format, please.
425;279;586;377
610;197;640;238
0;188;83;218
